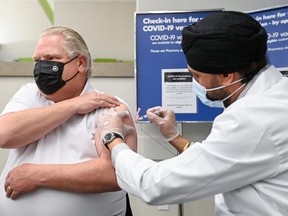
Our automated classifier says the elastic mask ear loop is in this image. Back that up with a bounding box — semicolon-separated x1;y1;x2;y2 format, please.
64;55;79;65
206;78;245;92
63;55;80;83
221;82;246;102
64;71;79;82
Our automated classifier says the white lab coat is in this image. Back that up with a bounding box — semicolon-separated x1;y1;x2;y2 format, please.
112;65;288;215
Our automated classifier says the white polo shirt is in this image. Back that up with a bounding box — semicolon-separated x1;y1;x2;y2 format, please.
0;81;126;216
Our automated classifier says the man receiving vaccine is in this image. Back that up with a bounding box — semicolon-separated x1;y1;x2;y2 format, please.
0;26;137;216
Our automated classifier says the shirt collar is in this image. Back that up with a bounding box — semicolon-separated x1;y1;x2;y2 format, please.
80;79;98;95
237;64;270;100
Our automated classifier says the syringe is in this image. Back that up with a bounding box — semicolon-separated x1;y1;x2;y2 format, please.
136;109;160;121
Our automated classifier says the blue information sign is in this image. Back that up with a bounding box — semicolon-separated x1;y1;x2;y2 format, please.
135;6;288;122
248;4;288;71
135;10;223;122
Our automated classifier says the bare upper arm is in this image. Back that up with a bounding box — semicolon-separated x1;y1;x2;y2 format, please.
114;103;137;152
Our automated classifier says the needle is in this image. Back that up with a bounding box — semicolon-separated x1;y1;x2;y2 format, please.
136;109;160;121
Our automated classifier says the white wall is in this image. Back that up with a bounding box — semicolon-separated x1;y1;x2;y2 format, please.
0;0;135;61
0;1;51;60
55;1;135;61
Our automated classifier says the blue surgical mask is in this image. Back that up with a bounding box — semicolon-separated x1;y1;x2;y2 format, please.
192;77;245;108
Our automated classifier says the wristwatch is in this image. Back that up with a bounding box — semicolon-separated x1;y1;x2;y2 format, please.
102;132;123;149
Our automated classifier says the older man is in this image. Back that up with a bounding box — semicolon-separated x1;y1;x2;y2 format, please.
0;26;137;216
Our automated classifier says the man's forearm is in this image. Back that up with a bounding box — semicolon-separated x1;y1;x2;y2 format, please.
36;159;120;193
0;100;77;149
169;135;191;153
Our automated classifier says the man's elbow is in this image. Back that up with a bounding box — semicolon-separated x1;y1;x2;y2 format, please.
0;128;19;149
0;130;11;148
0;136;15;149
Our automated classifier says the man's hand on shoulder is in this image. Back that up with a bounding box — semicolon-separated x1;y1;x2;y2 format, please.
69;92;121;115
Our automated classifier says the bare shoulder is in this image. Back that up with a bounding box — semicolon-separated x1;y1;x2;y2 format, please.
114;103;137;151
114;102;130;112
114;103;133;123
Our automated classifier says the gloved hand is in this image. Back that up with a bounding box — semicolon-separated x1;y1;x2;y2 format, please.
96;108;135;141
147;106;179;141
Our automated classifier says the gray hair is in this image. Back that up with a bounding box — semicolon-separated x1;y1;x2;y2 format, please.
40;26;93;77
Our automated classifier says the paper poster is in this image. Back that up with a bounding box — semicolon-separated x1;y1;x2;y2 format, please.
162;69;197;113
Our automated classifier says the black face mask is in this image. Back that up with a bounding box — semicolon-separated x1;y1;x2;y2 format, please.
33;55;79;95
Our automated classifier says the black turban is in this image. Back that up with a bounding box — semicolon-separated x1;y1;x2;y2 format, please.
181;11;267;74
